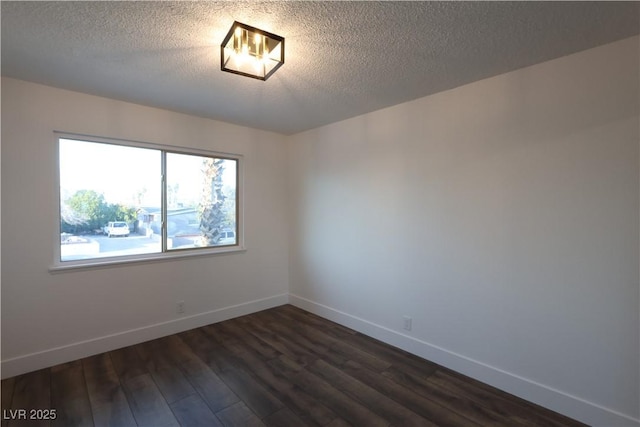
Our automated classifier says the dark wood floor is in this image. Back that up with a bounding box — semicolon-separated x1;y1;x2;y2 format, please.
1;304;586;427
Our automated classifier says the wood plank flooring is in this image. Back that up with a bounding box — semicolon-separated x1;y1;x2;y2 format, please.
1;305;586;426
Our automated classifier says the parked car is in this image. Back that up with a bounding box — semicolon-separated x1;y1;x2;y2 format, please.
105;221;130;237
218;230;236;245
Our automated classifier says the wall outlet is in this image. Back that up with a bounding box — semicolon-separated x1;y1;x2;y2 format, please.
403;315;412;331
177;301;185;314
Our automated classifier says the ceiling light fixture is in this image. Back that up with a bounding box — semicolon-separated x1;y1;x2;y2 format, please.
221;21;284;81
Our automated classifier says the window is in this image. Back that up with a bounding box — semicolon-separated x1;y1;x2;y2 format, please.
56;134;241;268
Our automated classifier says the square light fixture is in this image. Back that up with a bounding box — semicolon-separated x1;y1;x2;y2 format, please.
221;21;284;81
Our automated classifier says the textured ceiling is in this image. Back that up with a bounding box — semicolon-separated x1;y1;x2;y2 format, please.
2;1;639;135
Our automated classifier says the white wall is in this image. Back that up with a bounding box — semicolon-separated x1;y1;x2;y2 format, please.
1;78;289;376
287;36;639;426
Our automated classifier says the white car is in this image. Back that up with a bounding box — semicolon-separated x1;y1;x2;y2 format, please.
105;221;130;237
218;230;236;245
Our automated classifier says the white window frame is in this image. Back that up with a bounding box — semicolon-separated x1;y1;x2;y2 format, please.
51;132;245;272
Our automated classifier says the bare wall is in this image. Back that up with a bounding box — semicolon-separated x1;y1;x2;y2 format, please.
1;77;289;375
287;36;639;426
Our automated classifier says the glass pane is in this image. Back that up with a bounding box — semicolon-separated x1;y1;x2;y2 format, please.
166;153;237;249
59;139;162;261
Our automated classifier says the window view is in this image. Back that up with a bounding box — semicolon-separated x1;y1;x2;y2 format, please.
165;152;237;250
59;137;238;263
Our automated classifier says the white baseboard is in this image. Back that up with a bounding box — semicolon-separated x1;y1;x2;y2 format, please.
289;293;639;427
1;293;289;379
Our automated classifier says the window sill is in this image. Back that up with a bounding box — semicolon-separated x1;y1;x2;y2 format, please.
49;246;247;273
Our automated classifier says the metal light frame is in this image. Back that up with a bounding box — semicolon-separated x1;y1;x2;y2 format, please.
220;21;285;81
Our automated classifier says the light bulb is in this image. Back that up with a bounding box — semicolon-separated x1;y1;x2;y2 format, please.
233;27;242;52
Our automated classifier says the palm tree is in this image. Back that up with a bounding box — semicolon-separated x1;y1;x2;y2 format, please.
198;158;226;246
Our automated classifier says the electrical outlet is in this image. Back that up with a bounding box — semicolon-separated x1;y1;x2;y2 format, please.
403;315;412;331
177;301;185;314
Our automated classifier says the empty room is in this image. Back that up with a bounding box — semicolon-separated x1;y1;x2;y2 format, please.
1;2;638;426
